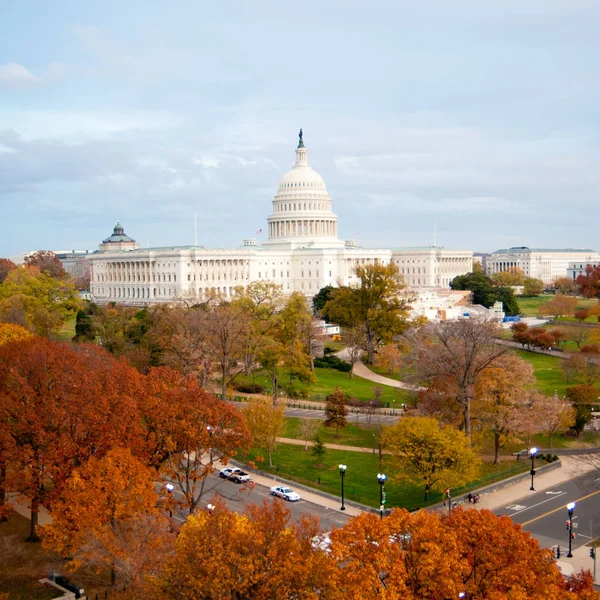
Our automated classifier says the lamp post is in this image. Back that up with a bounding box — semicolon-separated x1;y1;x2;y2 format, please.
165;483;174;518
567;502;576;558
207;503;214;515
529;447;538;491
377;473;387;520
339;464;347;511
207;425;213;463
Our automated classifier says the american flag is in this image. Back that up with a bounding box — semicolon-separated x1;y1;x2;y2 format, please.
256;229;262;235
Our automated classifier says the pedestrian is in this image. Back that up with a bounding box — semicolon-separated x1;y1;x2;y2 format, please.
467;493;473;503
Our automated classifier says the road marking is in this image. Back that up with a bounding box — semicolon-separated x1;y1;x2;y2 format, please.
545;491;563;495
507;504;527;511
521;489;600;527
507;492;567;516
577;534;592;539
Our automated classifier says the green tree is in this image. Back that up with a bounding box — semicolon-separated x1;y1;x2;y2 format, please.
312;285;335;316
381;416;480;501
323;263;410;363
0;267;81;335
324;388;348;436
450;271;519;316
312;435;326;463
74;309;95;342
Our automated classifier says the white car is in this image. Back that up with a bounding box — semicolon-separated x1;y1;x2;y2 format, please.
270;485;301;502
219;467;241;479
229;471;251;484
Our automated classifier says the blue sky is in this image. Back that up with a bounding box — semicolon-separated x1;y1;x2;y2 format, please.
1;0;599;257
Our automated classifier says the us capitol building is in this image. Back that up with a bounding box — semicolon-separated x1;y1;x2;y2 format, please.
89;132;474;305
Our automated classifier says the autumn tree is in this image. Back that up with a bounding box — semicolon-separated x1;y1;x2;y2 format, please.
155;499;333;600
374;343;403;376
510;321;532;348
42;448;172;589
243;397;285;467
0;322;33;346
343;325;368;378
323;263;410;363
473;354;535;463
554;276;576;294
324;388;348;436
563;350;600;385
535;392;575;448
381;416;480;501
0;258;16;283
566;385;598;437
409;317;507;439
576;264;600;302
298;419;320;451
0;267;81;336
451;270;520;315
327;506;588;599
575;308;590;323
0;338;145;539
24;251;67;279
491;267;525;286
141;367;250;513
568;325;591;350
523;277;544;296
538;293;578;320
203;302;252;400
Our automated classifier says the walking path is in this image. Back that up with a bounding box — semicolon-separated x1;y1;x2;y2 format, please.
277;437;379;453
334;348;419;391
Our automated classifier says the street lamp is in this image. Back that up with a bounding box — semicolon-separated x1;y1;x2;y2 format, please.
339;464;347;511
567;502;576;558
207;425;213;463
207;503;215;515
165;483;174;518
529;447;538;491
377;473;387;520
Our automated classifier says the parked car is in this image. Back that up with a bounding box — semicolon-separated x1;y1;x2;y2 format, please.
229;471;251;484
270;485;301;502
219;467;241;479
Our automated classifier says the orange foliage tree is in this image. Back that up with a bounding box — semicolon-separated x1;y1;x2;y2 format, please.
0;338;145;540
155;499;333;599
140;367;251;514
42;448;173;589
0;323;32;346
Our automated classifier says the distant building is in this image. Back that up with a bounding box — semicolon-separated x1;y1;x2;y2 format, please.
88;133;474;305
568;261;600;280
486;247;600;285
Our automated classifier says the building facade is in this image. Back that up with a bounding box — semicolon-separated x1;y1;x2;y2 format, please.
486;247;600;285
89;135;474;305
568;261;600;281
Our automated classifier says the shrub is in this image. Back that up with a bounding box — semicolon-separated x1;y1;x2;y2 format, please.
314;355;352;372
284;382;310;399
323;347;335;355
236;384;265;394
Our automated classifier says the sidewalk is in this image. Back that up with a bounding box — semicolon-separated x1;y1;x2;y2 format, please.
475;456;599;580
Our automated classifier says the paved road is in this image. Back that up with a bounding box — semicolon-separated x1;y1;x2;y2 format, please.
496;470;600;553
284;406;399;425
163;471;352;532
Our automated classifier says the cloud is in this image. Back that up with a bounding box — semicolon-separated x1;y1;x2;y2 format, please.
0;63;42;87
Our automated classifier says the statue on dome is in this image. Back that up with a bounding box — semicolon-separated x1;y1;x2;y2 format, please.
299;128;303;142
298;128;304;148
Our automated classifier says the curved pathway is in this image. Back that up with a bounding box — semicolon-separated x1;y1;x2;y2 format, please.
334;348;421;391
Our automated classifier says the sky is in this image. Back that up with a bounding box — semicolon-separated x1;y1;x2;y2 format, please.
1;0;599;258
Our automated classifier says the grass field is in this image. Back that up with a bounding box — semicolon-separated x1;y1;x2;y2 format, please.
283;417;382;448
517;295;598;319
512;349;573;396
243;442;531;511
54;315;76;341
236;366;408;404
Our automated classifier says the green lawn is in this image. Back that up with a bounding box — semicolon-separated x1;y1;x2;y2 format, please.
54;314;76;341
512;349;573;396
244;442;531;511
236;367;408;404
517;295;598;319
283;417;381;448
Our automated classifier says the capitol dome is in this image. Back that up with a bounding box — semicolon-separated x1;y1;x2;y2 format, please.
264;131;343;249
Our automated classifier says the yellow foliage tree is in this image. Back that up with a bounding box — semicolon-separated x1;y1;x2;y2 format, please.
0;323;32;346
381;416;480;501
243;398;285;467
